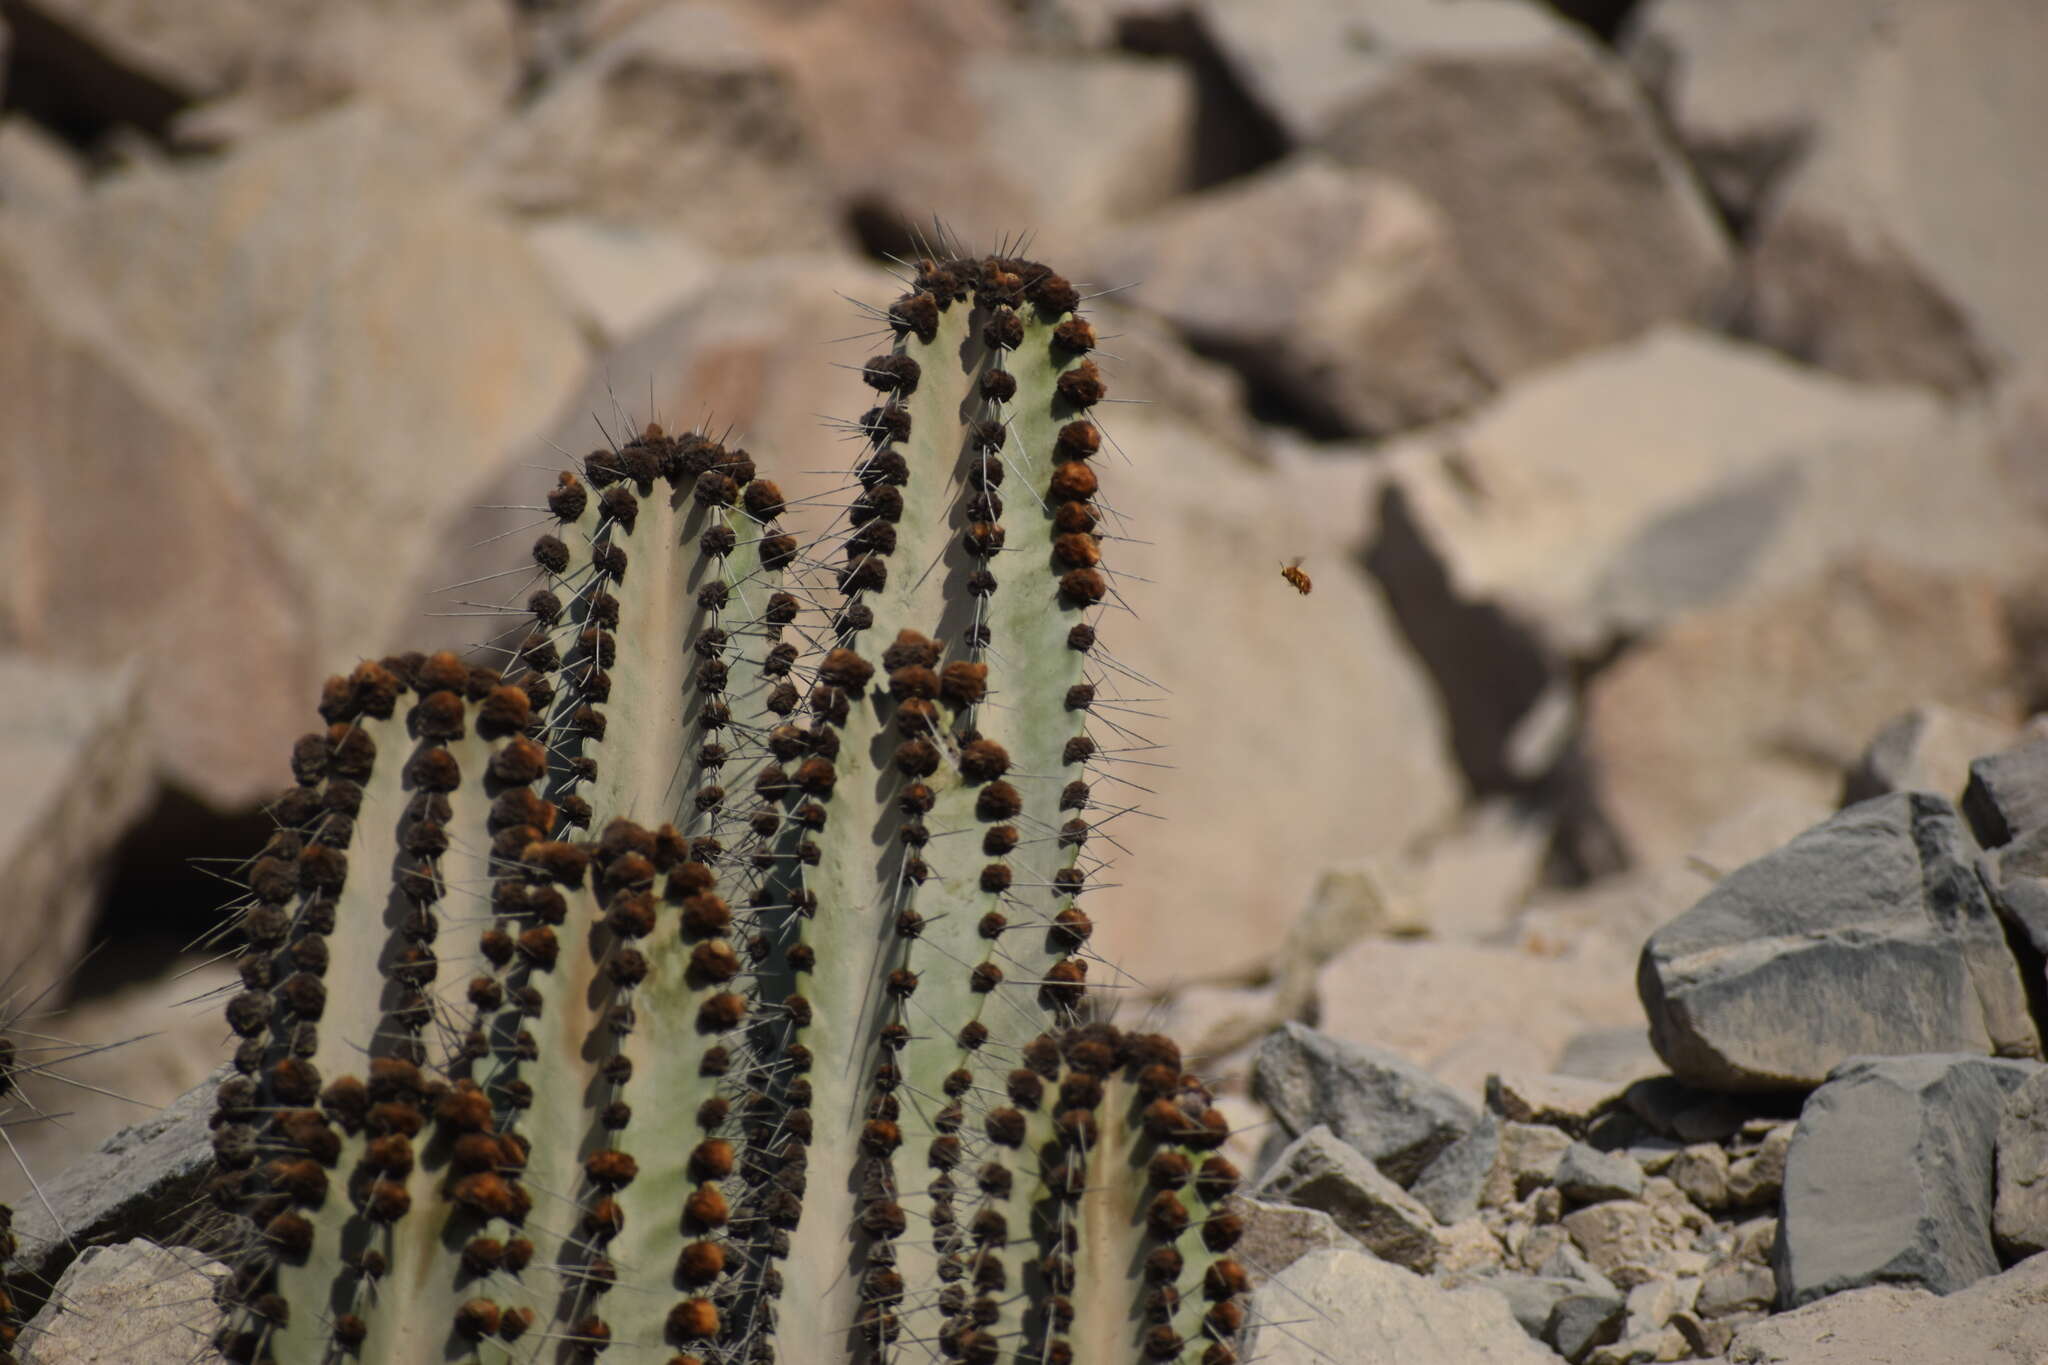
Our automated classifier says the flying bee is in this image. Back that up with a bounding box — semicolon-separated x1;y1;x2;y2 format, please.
1280;558;1312;596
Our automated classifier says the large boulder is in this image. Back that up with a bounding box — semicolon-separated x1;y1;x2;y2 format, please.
1094;155;1482;436
1639;792;2040;1092
1586;557;2023;868
1631;0;2048;394
1775;1053;2040;1305
1256;1126;1446;1272
1369;327;2045;808
3;105;587;806
1193;0;1730;404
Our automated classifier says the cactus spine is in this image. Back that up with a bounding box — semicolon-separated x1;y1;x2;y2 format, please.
205;255;1249;1365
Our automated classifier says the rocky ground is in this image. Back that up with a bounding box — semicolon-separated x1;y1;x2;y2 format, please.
4;0;2047;1360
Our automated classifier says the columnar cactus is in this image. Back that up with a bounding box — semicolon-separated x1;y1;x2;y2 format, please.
205;255;1249;1364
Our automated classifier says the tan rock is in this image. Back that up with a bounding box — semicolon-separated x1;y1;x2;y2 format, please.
481;4;837;253
0;657;149;1009
0;223;308;807
23;0;517;151
1636;0;2048;392
1379;328;2038;663
1095;155;1484;436
1316;939;1647;1097
1586;557;2024;866
20;1239;227;1363
1199;0;1729;396
1563;1200;1669;1279
10;107;586;802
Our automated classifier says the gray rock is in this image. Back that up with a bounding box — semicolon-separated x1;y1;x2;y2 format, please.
1994;1067;2048;1258
1963;735;2048;848
1224;1194;1364;1288
1775;1053;2041;1306
1256;1126;1445;1272
10;1071;221;1291
1638;792;2041;1091
1483;1273;1581;1340
1730;1249;2048;1364
1253;1022;1498;1222
18;1238;226;1364
1557;1027;1667;1086
1555;1143;1644;1205
1255;1248;1559;1365
1547;1291;1627;1363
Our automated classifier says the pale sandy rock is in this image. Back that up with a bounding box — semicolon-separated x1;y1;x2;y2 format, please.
1562;1200;1670;1280
1482;1122;1575;1209
1255;1248;1559;1365
0;222;307;807
1840;704;2020;806
1198;0;1729;395
1095;155;1484;436
23;0;518;151
1377;328;2039;665
481;3;838;252
0;658;148;1009
19;1239;226;1364
1316;939;1647;1099
1634;0;2048;392
1586;557;2023;868
1487;1073;1630;1136
0;117;84;212
958;52;1195;255
1729;1250;2048;1364
523;219;719;346
1622;0;1881;218
1226;1194;1364;1289
430;254;1458;984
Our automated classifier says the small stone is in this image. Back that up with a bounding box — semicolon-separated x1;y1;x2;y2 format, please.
1562;1201;1667;1279
1623;1275;1697;1338
1960;729;2048;849
1519;1224;1571;1274
1530;1186;1566;1224
1537;1241;1617;1297
1696;1260;1776;1319
1726;1123;1794;1209
1256;1125;1446;1272
1438;1218;1509;1278
1665;1144;1730;1212
1485;1274;1580;1341
1733;1217;1779;1266
1483;1121;1577;1207
1585;1326;1688;1365
1547;1291;1627;1363
1994;1067;2048;1258
1626;1138;1685;1175
1226;1194;1364;1288
1253;1023;1497;1223
1488;1072;1629;1135
1556;1143;1645;1205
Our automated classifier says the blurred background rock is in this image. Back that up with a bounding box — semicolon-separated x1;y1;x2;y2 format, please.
2;0;2043;1204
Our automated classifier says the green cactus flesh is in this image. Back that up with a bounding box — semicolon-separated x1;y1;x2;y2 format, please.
206;256;1250;1365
